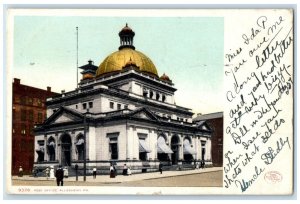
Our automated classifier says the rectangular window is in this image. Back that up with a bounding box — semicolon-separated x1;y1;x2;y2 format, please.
37;99;42;107
117;104;121;110
89;102;93;109
29;110;34;121
124;105;128;109
21;124;26;135
110;102;114;109
75;104;78;109
109;137;118;160
21;109;26;121
20;97;26;105
27;97;33;105
82;103;87;109
38;112;43;123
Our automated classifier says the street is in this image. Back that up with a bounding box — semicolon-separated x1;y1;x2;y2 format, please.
12;170;222;187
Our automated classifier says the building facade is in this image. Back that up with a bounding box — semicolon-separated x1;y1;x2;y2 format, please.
12;78;57;175
193;112;223;167
34;24;212;174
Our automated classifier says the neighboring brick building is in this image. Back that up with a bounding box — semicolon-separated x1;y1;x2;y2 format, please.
193;112;223;167
12;78;57;175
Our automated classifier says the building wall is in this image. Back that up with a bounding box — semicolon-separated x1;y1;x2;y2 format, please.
12;78;57;175
206;117;223;167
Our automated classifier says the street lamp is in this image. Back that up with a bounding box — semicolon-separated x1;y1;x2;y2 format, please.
83;109;91;182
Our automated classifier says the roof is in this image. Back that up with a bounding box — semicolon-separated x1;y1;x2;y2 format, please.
193;112;223;121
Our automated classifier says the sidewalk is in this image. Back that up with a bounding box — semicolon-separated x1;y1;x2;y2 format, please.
12;167;222;183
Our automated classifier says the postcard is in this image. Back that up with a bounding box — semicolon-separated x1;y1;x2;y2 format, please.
5;8;294;195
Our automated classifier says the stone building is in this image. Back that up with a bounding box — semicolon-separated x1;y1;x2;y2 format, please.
12;78;57;175
34;24;212;174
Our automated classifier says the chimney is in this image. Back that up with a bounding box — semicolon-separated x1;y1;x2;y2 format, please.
14;78;20;84
47;86;51;92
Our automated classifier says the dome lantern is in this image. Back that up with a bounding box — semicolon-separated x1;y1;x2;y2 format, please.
119;23;135;50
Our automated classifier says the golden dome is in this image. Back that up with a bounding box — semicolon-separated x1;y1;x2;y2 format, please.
96;48;158;77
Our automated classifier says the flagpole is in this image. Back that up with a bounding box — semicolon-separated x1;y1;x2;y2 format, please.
76;26;79;88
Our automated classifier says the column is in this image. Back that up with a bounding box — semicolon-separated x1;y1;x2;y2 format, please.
55;133;60;162
195;136;199;160
44;134;48;161
71;131;77;162
179;134;184;161
132;127;139;160
127;126;134;160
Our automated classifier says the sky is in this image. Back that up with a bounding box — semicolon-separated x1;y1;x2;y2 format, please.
12;16;224;115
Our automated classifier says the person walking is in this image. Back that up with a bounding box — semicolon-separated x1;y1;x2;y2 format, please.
18;166;23;177
159;162;163;174
55;165;64;186
109;164;115;178
63;167;69;178
93;167;97;179
122;164;128;176
127;167;132;175
45;167;50;180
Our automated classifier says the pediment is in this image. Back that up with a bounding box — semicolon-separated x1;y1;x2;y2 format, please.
196;121;212;132
130;108;159;121
44;107;83;125
52;113;77;124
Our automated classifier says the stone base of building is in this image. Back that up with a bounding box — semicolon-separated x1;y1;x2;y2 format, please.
33;159;212;176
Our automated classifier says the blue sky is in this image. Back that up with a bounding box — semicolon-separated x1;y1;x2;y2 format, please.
13;16;223;115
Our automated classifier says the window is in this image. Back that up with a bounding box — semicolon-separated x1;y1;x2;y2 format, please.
156;93;160;100
27;97;33;105
110;102;114;109
201;141;206;161
108;133;119;160
29;110;34;121
20;97;26;105
162;95;166;102
75;105;78;109
53;109;57;114
38;112;43;123
89;102;93;109
21;124;26;135
21;109;26;121
117;104;121;110
109;137;118;159
143;89;148;97
149;91;153;98
124;105;128;109
82;103;87;110
37;99;42;107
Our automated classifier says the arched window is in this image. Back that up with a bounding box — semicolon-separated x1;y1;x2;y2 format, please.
47;137;56;161
75;134;84;160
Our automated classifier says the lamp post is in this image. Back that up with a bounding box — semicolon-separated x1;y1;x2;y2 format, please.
83;109;91;182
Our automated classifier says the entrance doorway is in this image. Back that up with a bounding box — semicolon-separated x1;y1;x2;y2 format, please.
171;136;180;165
61;134;71;166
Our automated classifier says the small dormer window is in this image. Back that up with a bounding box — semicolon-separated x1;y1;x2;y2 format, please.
110;102;114;109
89;102;93;109
162;95;166;102
156;93;160;100
149;91;153;98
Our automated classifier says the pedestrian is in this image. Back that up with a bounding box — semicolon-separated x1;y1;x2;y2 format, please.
159;162;163;174
63;167;69;178
122;164;128;176
45;167;50;180
109;164;115;178
55;165;64;186
18;166;23;177
127;167;132;175
201;160;205;169
75;164;78;181
93;167;97;179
